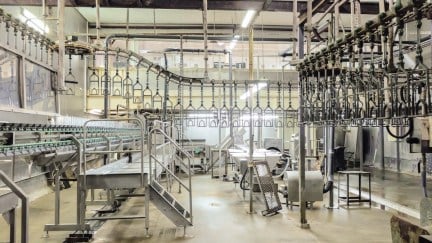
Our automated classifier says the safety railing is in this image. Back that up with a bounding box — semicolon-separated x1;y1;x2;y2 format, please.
82;118;146;186
0;170;29;243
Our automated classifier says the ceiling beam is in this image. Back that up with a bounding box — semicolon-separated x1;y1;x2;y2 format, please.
0;0;382;13
89;23;293;32
88;34;297;42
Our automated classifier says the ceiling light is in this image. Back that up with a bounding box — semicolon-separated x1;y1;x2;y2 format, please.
234;35;240;40
240;83;267;100
241;10;256;28
20;9;49;34
227;39;238;51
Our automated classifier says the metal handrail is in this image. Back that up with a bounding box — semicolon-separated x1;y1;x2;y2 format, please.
150;128;193;159
150;155;191;192
148;127;193;224
83;118;145;187
0;170;29;243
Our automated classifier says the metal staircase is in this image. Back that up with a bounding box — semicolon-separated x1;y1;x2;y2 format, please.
175;154;194;176
149;180;192;226
148;126;193;227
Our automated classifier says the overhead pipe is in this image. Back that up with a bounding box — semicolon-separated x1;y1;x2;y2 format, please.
163;48;228;54
292;0;298;60
101;33;286;90
57;0;65;92
96;0;100;39
202;0;209;82
42;0;48;18
315;0;348;26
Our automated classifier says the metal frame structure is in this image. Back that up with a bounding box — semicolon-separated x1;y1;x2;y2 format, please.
0;170;29;243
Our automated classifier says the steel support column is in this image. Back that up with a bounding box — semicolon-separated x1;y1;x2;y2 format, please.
298;23;309;229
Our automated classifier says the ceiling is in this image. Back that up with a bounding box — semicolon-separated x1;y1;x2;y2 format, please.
0;0;384;13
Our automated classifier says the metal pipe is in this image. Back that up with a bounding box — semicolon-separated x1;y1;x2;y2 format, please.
180;36;184;76
328;125;335;207
379;0;386;172
229;51;233;139
292;0;298;60
202;0;209;81
334;1;340;40
0;170;29;243
103;44;109;118
57;0;65;92
315;0;347;25
282;63;290;151
96;0;101;41
164;48;227;54
298;23;309;229
42;0;48;18
306;0;312;54
126;8;130;50
163;53;168;121
248;26;254;214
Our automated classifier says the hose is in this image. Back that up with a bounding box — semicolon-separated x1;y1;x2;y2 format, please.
272;157;291;179
240;170;250;191
386;117;413;139
323;181;333;193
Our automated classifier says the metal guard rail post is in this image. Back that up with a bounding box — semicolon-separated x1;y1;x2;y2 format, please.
0;170;29;243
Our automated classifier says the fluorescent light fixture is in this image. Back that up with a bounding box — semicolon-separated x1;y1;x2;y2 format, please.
241;10;256;28
240;82;267;100
234;35;240;40
20;9;49;34
227;39;238;51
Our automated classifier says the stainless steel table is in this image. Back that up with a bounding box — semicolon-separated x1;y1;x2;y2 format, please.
338;170;371;208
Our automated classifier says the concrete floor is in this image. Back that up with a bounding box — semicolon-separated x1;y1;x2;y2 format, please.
0;174;395;243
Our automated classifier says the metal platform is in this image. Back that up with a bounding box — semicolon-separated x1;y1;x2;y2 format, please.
84;157;149;189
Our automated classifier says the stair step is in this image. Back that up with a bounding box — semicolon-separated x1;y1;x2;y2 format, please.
162;191;175;204
86;215;147;220
149;180;192;227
